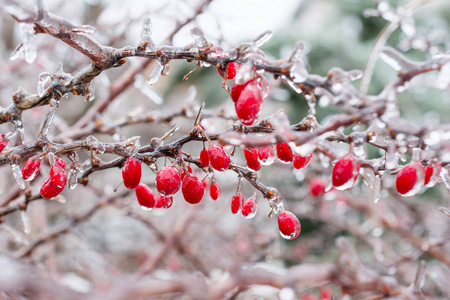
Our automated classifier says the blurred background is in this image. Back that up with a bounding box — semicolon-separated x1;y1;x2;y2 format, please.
0;0;450;299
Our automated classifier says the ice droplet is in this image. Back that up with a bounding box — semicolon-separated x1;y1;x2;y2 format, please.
282;76;303;93
19;22;37;64
436;62;450;90
13;119;25;144
385;142;397;170
257;146;275;165
148;59;163;85
134;74;163;105
68;168;78;190
11;163;25;189
161;62;169;77
241;192;257;219
190;27;209;52
234;63;253;85
267;187;283;215
20;210;31;234
0;223;30;245
352;132;366;158
10;43;24;61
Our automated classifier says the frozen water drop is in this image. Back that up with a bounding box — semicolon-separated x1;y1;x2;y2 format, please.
148;59;163;85
374;174;382;203
241;192;257;219
252;30;272;48
37;72;51;97
190;27;209;52
85;135;105;154
68;169;78;190
11;163;25;189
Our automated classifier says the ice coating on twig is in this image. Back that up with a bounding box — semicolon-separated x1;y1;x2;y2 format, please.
140;17;156;51
190;27;209;53
85;136;105;154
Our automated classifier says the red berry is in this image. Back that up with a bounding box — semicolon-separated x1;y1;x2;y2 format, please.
231;79;254;102
244;148;261;171
396;162;424;196
257;146;275;165
276;143;294;163
424;161;441;187
241;194;257;219
181;165;193;180
235;82;263;126
156;166;181;196
50;165;67;189
21;157;41;181
0;134;9;152
122;157;142;189
200;147;210;167
210;181;221;200
217;62;237;79
160;195;173;209
154;196;163;208
293;152;313;169
182;175;205;204
55;157;66;169
278;211;301;240
135;184;156;209
231;193;244;215
309;178;326;197
208;144;230;171
40;177;64;199
332;154;360;190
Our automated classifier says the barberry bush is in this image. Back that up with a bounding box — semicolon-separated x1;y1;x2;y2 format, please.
0;0;449;299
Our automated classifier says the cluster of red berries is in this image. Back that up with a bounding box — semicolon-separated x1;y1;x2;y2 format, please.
217;62;266;126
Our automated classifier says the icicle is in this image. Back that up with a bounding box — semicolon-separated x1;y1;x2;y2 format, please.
20;210;31;234
304;93;316;115
19;22;37;64
289;42;305;62
281;76;303;93
161;62;169;77
0;223;30;245
190;27;209;53
385;141;397;170
10;43;24;61
85;135;105;154
139;17;155;51
40;98;59;137
148;59;163;85
374;173;382;203
68;168;78;190
13;119;25;144
252;30;272;48
11;163;25;189
37;72;52;97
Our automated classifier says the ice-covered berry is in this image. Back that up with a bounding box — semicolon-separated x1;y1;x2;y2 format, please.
235;82;263;125
278;211;301;240
276;143;294;163
244;148;261;171
156;166;181;196
21;157;41;181
332;154;360;190
135;184;156;209
208;144;230;171
122;157;142;189
182;174;205;204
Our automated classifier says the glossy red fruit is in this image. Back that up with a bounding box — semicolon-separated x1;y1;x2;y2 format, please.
293;152;313;169
235;82;263;125
278;211;301;240
181;165;193;180
40;177;64;199
154;196;163;208
200;147;210;167
182;175;205;204
50;165;67;189
424;161;441;187
135;184;156;209
0;135;8;152
122;157;142;189
241;194;257;219
210;182;221;200
208;144;230;171
309;178;326;197
244;148;261;171
257;146;275;165
332;154;360;190
231;79;256;102
276;143;294;163
231;193;244;215
396;162;424;196
160;195;173;209
217;62;237;79
55;157;66;169
21;158;41;181
156;166;181;196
